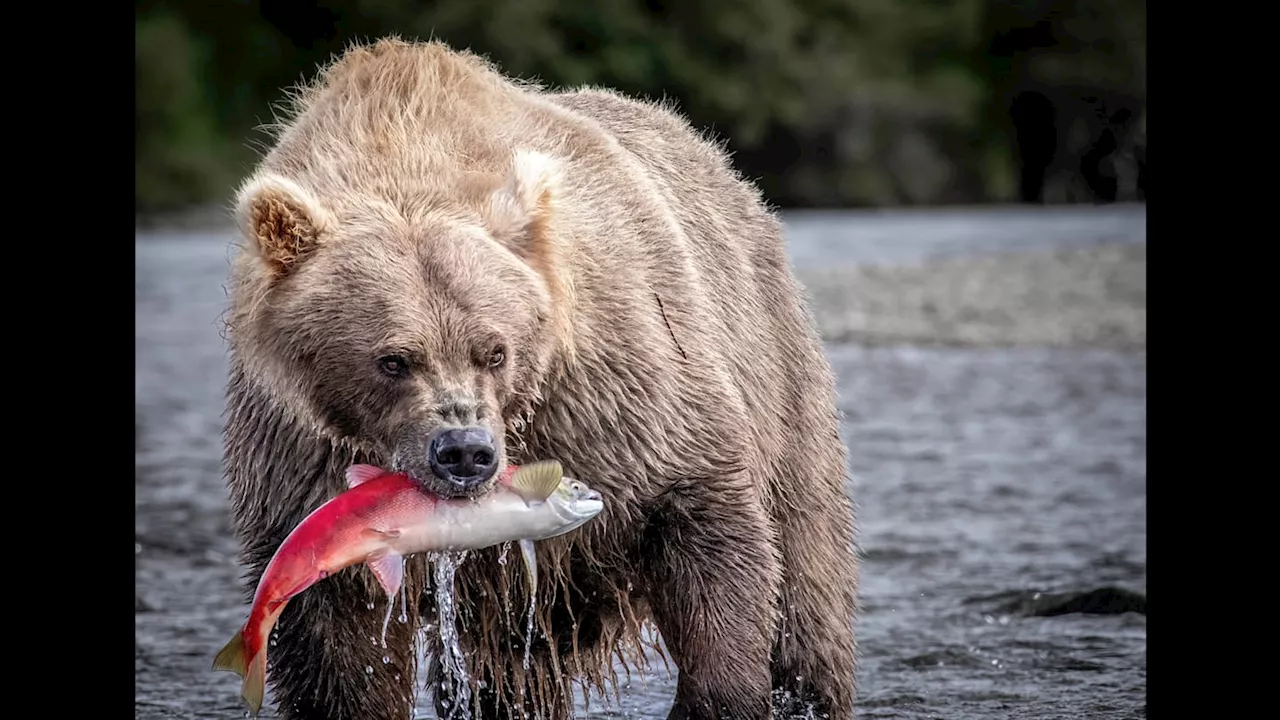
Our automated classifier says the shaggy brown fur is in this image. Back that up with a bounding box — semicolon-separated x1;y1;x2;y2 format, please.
222;38;858;720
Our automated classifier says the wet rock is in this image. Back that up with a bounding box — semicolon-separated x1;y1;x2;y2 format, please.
995;587;1146;617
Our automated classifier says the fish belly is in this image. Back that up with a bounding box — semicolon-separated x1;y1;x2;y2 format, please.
396;503;553;554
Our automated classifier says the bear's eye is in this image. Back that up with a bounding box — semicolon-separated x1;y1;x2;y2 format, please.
487;345;506;369
377;355;410;378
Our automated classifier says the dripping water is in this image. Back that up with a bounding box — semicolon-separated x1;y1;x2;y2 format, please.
523;592;535;671
430;550;472;720
380;594;395;648
399;574;409;624
379;557;406;648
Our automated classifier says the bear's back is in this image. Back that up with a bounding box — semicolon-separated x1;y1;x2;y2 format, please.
543;87;844;512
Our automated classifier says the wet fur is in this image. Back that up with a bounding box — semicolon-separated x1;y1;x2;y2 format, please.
223;38;858;720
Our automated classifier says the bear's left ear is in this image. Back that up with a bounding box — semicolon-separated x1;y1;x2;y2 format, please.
486;150;563;259
485;149;576;356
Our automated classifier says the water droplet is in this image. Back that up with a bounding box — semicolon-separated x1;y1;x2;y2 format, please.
383;655;391;664
367;601;376;611
365;665;374;675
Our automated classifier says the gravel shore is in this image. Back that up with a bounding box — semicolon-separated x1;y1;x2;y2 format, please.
797;242;1145;351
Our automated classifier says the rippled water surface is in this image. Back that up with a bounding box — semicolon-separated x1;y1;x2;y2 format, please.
135;206;1146;719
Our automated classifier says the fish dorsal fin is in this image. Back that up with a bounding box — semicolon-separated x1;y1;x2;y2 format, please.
508;460;564;503
346;464;384;489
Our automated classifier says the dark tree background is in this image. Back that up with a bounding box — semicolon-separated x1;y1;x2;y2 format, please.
135;0;1145;214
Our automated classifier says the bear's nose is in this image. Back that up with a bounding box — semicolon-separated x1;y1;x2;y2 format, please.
427;427;498;489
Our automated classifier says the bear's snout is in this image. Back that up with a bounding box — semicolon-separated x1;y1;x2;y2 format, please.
427;426;499;491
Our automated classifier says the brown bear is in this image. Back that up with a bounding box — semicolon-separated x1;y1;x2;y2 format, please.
222;37;858;720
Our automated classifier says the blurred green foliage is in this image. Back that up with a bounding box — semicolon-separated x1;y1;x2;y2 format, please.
135;11;236;212
135;0;1145;214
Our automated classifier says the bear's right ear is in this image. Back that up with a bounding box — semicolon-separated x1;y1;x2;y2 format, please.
234;174;332;278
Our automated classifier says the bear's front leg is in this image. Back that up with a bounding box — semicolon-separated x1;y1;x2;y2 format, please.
643;478;784;720
251;557;426;720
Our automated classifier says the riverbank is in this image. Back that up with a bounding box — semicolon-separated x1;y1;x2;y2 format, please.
797;241;1145;351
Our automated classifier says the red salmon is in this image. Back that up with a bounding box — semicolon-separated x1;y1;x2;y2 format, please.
212;460;603;714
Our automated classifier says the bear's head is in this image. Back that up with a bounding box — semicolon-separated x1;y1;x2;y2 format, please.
226;150;574;499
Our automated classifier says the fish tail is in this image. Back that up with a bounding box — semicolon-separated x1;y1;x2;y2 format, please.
212;630;248;678
243;649;267;715
216;605;283;714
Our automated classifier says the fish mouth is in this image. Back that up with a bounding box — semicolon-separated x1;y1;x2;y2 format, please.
565;499;605;524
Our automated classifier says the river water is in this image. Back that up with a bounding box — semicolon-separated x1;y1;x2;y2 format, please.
135;205;1146;719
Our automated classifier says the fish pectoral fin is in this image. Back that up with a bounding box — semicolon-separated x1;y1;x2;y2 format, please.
346;464;384;488
508;460;564;503
519;538;538;599
362;527;402;540
367;552;405;597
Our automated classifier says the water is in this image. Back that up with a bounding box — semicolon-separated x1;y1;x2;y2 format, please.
523;593;536;673
519;539;538;672
401;579;411;625
135;205;1146;719
381;583;397;648
431;551;473;720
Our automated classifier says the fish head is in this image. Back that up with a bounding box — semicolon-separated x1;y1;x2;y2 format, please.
544;476;605;530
